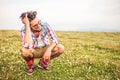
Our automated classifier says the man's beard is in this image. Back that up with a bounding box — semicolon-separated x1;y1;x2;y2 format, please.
31;28;41;32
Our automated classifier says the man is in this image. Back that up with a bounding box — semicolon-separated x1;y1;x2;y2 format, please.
20;11;64;75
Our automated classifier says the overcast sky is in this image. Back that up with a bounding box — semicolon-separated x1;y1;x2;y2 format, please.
0;0;120;32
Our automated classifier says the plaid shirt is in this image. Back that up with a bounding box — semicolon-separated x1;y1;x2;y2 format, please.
20;22;58;48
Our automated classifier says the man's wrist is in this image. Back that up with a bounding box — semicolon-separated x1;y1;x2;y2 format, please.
24;24;30;29
25;23;30;26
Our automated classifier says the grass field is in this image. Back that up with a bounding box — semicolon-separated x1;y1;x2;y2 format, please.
0;30;120;80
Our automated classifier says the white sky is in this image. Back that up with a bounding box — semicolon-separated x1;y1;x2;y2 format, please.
0;0;120;31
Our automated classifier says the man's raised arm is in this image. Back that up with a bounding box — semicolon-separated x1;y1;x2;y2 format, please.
21;14;33;48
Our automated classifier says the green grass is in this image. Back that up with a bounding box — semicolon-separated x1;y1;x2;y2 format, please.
0;30;120;80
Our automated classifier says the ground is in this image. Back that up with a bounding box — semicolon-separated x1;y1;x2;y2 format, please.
0;30;120;80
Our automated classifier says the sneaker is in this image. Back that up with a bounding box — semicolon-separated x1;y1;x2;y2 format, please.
38;58;51;71
27;65;34;75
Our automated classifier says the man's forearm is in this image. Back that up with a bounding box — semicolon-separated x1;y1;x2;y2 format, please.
43;41;57;59
24;24;33;44
48;41;57;50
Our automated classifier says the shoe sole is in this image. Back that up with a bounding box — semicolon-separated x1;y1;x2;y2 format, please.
38;65;43;69
27;72;33;75
37;65;51;72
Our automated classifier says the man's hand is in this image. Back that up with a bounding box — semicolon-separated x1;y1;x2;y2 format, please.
21;13;30;26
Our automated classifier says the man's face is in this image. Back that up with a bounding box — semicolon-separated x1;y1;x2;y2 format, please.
30;17;41;31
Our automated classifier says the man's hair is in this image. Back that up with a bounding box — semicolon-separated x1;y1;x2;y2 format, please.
20;11;37;22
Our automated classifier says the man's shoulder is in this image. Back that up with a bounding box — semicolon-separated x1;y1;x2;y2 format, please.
20;26;25;32
41;21;49;27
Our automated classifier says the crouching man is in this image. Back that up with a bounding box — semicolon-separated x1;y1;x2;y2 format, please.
20;11;64;75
